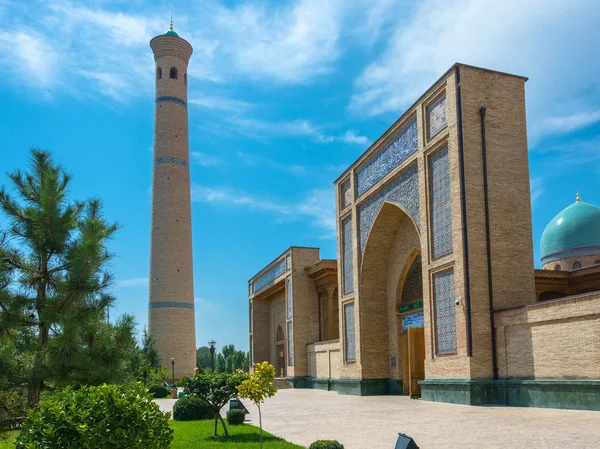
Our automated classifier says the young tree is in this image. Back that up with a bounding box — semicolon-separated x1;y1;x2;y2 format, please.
196;346;212;372
0;149;137;409
237;361;278;449
178;372;248;437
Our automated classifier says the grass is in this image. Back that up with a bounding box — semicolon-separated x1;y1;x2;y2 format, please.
0;422;304;448
170;420;304;448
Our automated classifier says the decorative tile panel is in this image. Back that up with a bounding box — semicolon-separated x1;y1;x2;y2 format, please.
155;95;187;107
342;217;354;294
341;180;351;209
429;148;453;258
401;255;423;304
149;301;194;309
154;156;188;167
287;321;294;366
286;254;291;271
344;302;356;362
356;118;418;196
358;164;420;259
253;259;286;294
434;269;456;354
286;277;292;320
428;93;447;139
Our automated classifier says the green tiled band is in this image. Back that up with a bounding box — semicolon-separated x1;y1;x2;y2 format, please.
149;301;194;309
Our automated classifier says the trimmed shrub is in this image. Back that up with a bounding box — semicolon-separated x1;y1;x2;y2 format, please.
172;395;214;421
226;408;245;425
309;441;345;449
148;384;169;398
15;383;173;449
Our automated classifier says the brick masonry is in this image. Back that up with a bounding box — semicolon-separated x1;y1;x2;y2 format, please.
147;33;196;380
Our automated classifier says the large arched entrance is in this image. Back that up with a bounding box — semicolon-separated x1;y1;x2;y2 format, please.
360;202;423;395
275;325;286;377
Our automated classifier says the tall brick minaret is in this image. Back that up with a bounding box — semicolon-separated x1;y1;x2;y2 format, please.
148;20;196;380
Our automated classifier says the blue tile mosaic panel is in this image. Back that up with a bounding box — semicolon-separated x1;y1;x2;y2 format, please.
434;269;456;354
286;277;292;320
429;148;453;258
341;180;351;209
357;164;420;259
401;255;423;304
342;217;354;294
287;321;294;366
155;95;187;107
253;259;286;294
154;156;188;166
356;118;418;197
428;93;447;139
344;302;356;362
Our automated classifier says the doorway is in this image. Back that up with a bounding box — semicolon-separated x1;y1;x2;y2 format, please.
276;344;285;377
408;327;425;397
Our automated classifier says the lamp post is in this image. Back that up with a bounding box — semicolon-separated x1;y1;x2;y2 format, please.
170;358;177;399
208;340;216;372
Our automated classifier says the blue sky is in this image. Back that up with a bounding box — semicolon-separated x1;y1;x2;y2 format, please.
1;0;599;352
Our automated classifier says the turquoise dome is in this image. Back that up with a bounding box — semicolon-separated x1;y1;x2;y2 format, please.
165;30;179;37
540;199;600;264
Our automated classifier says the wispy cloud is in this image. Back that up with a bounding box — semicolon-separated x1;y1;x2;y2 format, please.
116;277;148;288
535;110;600;139
237;152;305;176
340;130;369;146
194;297;214;309
188;95;254;113
530;178;544;205
191;184;335;237
191;152;224;167
349;0;600;144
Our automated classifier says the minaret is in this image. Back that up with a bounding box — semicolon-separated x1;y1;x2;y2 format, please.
148;20;196;380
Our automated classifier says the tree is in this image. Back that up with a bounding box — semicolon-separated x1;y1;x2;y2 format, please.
196;346;212;371
0;149;137;409
237;361;278;449
178;372;248;437
196;344;249;373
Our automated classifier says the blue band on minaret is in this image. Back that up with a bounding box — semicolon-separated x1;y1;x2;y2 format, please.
154;157;188;166
149;301;195;309
155;96;187;107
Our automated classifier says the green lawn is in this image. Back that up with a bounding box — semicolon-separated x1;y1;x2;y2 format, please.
0;422;304;448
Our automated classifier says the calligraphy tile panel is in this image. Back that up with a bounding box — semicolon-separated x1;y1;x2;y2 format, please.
428;93;447;139
434;269;456;355
287;321;294;366
253;258;286;293
358;164;420;260
356;118;418;196
286;277;293;320
341;180;352;210
429;147;453;258
344;302;356;362
342;217;355;294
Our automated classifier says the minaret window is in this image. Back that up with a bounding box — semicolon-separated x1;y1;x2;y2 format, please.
184;73;187;85
170;67;178;79
573;262;582;270
554;265;561;271
156;67;162;80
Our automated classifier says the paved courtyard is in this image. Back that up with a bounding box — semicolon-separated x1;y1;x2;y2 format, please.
157;389;600;448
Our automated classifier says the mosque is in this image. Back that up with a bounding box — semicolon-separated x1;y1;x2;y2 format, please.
248;64;600;411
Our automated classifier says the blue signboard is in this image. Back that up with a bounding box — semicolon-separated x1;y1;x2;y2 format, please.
402;310;424;333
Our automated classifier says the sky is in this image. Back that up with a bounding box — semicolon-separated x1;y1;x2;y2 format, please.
1;0;600;353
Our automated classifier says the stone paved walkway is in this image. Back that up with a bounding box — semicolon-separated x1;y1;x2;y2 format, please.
156;389;600;448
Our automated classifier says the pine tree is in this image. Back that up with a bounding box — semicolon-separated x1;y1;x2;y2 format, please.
0;149;136;409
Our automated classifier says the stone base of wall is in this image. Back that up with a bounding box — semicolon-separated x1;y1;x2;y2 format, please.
287;377;403;396
420;379;600;411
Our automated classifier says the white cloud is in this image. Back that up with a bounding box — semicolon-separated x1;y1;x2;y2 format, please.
190;152;223;167
536;111;600;138
188;95;253;113
340;130;369;146
237;152;306;176
207;0;342;83
116;277;148;288
349;0;600;145
191;184;335;236
194;297;214;309
530;178;544;205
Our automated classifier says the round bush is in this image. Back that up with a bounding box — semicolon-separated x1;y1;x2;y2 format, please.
226;408;245;425
309;441;344;449
148;384;169;398
172;396;214;421
16;383;173;449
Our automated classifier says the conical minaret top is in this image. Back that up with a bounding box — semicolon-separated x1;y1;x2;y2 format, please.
148;21;196;380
